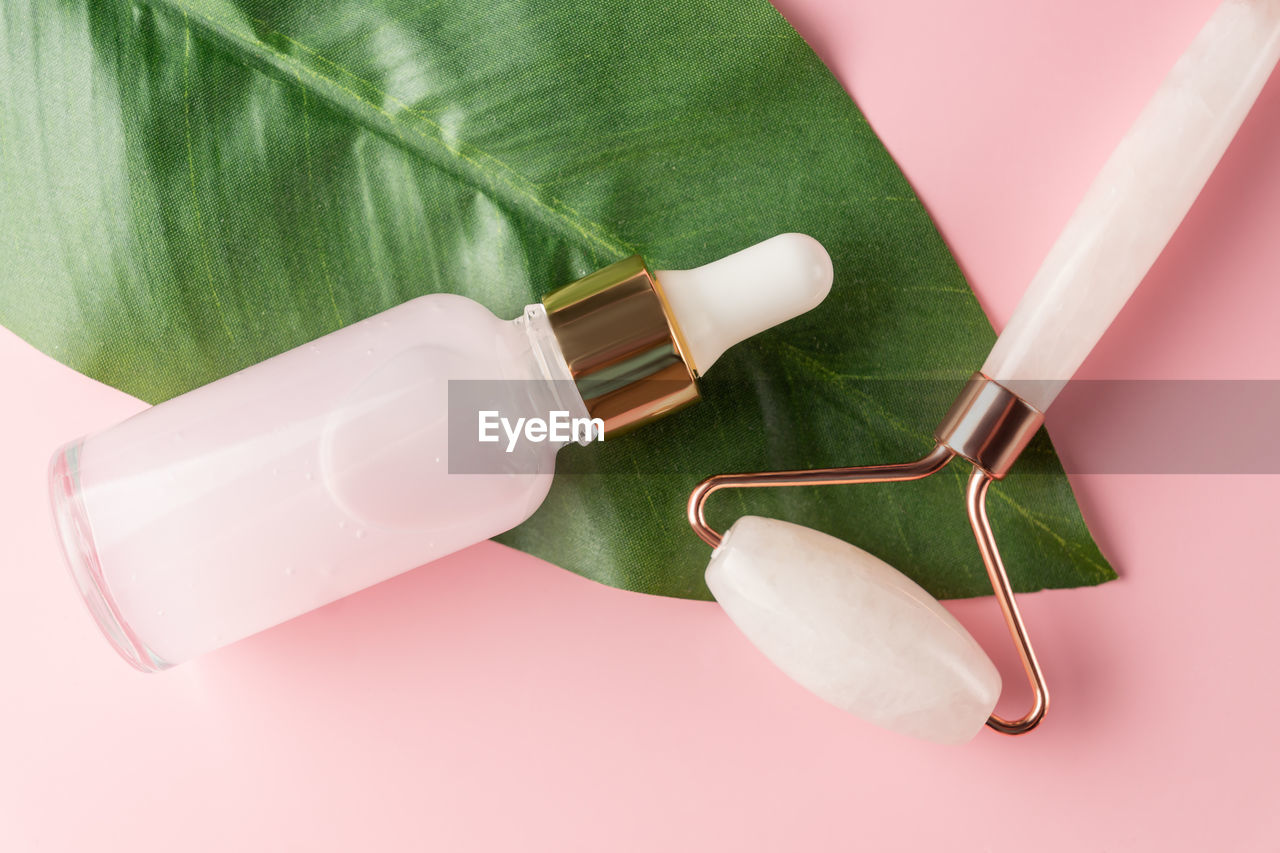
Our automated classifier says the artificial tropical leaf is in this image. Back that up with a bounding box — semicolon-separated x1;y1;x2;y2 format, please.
0;0;1113;599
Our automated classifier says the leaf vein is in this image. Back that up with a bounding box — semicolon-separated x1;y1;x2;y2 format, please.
294;79;343;329
181;16;236;344
154;0;631;262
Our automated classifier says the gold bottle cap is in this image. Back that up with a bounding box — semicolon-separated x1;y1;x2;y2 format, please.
542;256;699;438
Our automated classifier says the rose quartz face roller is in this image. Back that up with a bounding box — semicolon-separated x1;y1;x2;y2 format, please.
689;0;1280;744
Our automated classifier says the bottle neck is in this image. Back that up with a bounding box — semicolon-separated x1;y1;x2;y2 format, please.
515;303;596;447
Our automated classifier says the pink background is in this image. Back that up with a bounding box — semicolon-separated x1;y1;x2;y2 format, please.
3;0;1279;849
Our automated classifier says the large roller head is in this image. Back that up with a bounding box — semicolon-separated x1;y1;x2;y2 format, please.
705;515;1000;744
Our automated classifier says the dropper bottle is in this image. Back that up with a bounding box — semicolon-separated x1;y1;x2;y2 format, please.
49;233;834;670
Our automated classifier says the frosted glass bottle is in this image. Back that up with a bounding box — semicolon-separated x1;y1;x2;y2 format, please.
49;234;833;671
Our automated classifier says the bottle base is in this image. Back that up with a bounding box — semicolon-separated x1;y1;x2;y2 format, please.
49;440;170;673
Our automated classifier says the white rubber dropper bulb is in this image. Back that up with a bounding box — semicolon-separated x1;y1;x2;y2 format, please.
656;233;834;375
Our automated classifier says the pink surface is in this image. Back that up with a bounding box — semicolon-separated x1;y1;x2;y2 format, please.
3;0;1278;849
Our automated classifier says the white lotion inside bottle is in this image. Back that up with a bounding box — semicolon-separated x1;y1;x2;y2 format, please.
49;235;834;670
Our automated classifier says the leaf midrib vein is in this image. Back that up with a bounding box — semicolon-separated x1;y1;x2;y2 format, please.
144;0;631;263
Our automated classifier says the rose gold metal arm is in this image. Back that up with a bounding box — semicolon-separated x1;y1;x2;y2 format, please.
965;467;1048;734
686;444;954;548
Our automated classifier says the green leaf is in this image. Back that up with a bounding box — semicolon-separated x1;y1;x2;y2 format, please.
0;0;1113;599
